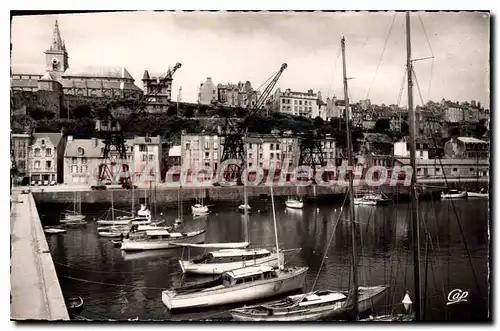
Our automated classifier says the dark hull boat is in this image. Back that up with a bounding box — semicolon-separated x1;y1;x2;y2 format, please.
66;296;83;316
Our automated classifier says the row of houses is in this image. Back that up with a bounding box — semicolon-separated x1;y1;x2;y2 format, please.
11;130;490;186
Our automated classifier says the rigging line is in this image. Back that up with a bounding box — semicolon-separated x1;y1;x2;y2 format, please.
61;275;168;290
417;13;435;58
309;192;349;292
53;261;169;274
427;59;435;103
412;68;426;106
429;194;447;301
430;135;483;297
396;66;407;107
327;47;342;99
366;13;397;100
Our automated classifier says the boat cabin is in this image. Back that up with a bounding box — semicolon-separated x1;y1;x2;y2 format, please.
222;265;276;287
138;230;186;240
287;291;347;307
192;249;272;264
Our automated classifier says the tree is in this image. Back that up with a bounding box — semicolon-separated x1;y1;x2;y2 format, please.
72;104;92;119
184;107;194;118
28;106;56;121
166;104;177;117
401;121;409;135
473;122;487;138
373;118;391;133
313;116;324;127
236;107;246;118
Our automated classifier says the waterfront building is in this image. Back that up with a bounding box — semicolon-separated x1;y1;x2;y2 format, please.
12;133;31;183
198;78;218;106
181;133;221;172
271;88;319;118
394;157;489;179
11;20;142;98
28;132;65;184
416;107;441;137
63;137;104;185
444;137;489;160
129;136;163;182
394;137;431;159
321;135;337;167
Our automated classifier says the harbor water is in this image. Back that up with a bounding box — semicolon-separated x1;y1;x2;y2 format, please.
38;197;489;321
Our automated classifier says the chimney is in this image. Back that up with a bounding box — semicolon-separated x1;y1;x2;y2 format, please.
308;89;313;95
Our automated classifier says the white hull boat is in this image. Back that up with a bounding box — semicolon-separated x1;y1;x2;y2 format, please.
44;227;66;234
441;190;467;199
191;204;209;215
63;220;88;228
238;204;252;213
285;199;304;209
467;189;489;198
231;285;388;321
120;229;207;251
61;214;86;222
353;197;377;206
162;265;308;310
179;249;283;275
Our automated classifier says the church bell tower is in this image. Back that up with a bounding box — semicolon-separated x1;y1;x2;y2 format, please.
44;20;69;78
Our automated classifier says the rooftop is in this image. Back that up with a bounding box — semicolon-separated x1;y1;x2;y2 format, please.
168;145;181;157
456;137;488;144
33;132;62;147
64;138;104;158
62;66;135;80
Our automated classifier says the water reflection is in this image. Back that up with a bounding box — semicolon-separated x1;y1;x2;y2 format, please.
39;199;489;321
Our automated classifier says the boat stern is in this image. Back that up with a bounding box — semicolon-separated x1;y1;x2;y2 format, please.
161;290;177;310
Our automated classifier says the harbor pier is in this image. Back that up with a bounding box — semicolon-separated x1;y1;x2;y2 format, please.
10;190;69;321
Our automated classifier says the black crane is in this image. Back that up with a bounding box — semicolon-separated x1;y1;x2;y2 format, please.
218;63;287;184
91;63;182;190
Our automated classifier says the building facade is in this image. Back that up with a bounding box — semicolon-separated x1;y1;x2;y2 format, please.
129;136;163;182
198;78;217;105
394;158;489;179
141;69;175;113
12;133;31;181
63;137;104;185
28;132;65;184
443;137;489;160
217;81;259;108
272;88;319;118
181;133;221;172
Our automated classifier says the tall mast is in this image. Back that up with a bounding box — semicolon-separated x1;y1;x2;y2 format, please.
270;184;282;269
406;11;421;320
243;134;249;243
131;178;135;216
341;34;358;319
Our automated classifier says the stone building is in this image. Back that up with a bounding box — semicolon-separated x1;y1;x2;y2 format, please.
141;69;176;113
217;81;259;108
181;133;221;172
11;20;142;99
28;132;65;184
198;78;217;106
63;137;104;185
11;133;31;183
272;88;319;118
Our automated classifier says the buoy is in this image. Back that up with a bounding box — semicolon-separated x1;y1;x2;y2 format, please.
402;292;412;311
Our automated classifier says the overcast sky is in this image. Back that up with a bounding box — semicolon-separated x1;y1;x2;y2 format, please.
11;11;490;108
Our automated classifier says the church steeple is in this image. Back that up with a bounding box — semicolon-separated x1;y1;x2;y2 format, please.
50;20;64;51
44;19;69;75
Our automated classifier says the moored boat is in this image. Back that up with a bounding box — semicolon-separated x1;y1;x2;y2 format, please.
162;265;308;310
441;189;467;199
179;248;282;275
66;296;84;316
191;204;209;215
238;204;252;214
231;286;388;321
120;229;206;251
285;198;304;209
44;227;66;234
467;187;489;198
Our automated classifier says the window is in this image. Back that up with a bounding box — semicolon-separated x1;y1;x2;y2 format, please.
276;153;280;159
270;144;274;150
452;168;458;172
19;160;25;170
435;167;441;173
34;161;40;169
41;139;45;145
71;165;77;173
299;100;302;105
249;143;253;149
249;153;253;159
186;143;190;150
46;161;51;169
213;152;218;160
82;157;87;164
34;148;41;157
45;148;52;156
139;144;147;152
270;153;274;159
276;144;280;150
259;162;263;167
259;153;263;159
205;141;209;149
72;157;77;164
141;155;147;161
417;168;422;174
213;141;218;149
470;168;475;172
205;152;210;159
295;100;297;104
149;154;155;161
248;162;252;167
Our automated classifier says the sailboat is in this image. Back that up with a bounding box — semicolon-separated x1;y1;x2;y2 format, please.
60;191;86;225
161;184;308;310
97;184;151;226
178;139;282;275
230;34;389;322
467;155;489;198
192;188;209;215
98;191;131;238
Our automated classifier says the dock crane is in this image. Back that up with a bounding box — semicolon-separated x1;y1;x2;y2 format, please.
218;63;287;184
91;63;182;190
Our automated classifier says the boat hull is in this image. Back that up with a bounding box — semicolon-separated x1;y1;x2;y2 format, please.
441;192;467;199
121;230;206;251
61;214;86;222
231;285;388;321
467;192;489;198
162;267;308;310
179;252;284;275
285;201;304;209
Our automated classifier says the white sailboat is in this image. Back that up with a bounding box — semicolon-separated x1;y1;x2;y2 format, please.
285;197;304;209
231;34;389;322
178;134;285;275
120;228;207;251
162;184;308;310
60;191;86;225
